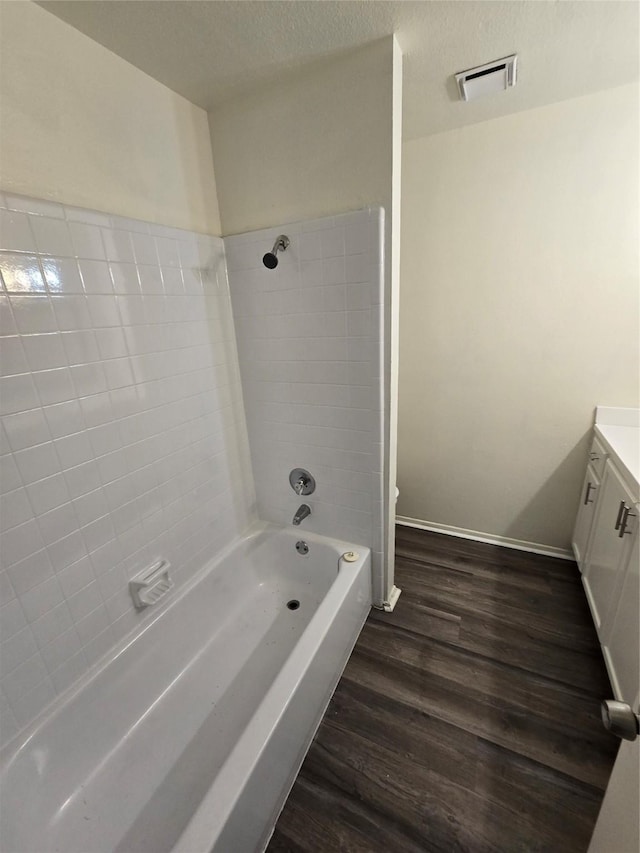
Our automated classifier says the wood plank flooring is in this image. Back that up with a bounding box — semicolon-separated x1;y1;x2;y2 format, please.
266;526;619;853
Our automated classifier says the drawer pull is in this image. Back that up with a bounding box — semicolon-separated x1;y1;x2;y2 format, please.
584;482;596;505
618;506;636;538
614;500;626;530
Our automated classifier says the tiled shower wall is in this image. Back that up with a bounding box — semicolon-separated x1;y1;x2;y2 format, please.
0;193;253;746
227;209;385;582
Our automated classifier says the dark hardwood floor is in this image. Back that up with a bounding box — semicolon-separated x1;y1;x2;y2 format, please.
267;525;619;853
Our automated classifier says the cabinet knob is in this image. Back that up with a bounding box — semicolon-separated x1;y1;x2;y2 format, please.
584;482;596;505
601;700;640;741
614;500;627;530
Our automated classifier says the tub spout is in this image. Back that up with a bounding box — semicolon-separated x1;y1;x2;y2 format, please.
292;504;311;526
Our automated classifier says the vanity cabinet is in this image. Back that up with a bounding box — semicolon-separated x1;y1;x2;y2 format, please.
573;431;639;701
582;460;637;635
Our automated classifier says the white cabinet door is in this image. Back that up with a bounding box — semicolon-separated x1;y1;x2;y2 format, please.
588;507;639;853
583;461;636;636
572;466;600;570
603;532;639;706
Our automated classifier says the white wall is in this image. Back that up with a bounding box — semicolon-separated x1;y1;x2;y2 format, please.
0;193;252;746
227;210;386;601
208;40;394;237
0;2;220;235
398;83;640;550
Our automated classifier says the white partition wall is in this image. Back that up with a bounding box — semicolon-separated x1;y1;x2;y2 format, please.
226;209;387;603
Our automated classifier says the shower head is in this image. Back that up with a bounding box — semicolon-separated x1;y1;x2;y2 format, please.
262;235;290;269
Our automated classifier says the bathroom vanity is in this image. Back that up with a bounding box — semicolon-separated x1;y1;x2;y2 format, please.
572;407;639;703
573;407;640;853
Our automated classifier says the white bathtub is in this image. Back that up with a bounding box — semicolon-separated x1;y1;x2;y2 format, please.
0;525;371;853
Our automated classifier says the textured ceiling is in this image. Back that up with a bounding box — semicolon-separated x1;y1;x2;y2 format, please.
38;1;639;140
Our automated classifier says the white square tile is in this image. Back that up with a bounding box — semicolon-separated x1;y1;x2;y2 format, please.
101;229;134;263
321;226;345;258
22;332;67;371
298;232;323;261
109;262;140;295
79;392;114;429
33;366;76;407
26;473;71;515
64;460;102;498
19;576;64;622
67;581;103;622
79;259;113;294
160;267;183;295
53;430;95;469
0;570;15;602
347;309;372;337
94;327;128;360
61;329;100;365
0;335;28;377
89;537;123;577
43;399;85;439
323;256;346;286
103;358;134;391
75;604;110;645
81;515;115;553
0;254;46;293
30;217;74;257
50;651;86;694
3;408;51;452
70;362;108;398
1;626;38;675
154;236;180;267
0;599;27;643
40;627;82;673
131;233;158;265
345;253;370;284
73;487;109;527
138;265;164;295
69;222;106;260
7;547;52;595
0;295;18;336
14;441;60;484
83;627;115;667
51;295;92;331
0;210;36;253
86;295;121;328
96;564;125;600
4;659;52;714
10;295;57;334
40;257;84;295
300;260;323;287
48;530;88;573
57;555;95;598
31;601;73;648
87;423;122;457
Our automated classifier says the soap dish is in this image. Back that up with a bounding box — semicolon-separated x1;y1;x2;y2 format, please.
129;560;173;610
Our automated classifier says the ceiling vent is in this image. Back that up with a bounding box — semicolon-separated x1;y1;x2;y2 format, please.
455;55;517;102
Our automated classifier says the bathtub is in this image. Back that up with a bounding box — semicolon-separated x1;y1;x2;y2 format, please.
0;525;371;853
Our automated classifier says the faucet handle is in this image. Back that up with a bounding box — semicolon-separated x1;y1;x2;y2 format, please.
289;468;316;496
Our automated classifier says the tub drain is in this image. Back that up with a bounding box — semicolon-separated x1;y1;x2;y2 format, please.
287;599;300;611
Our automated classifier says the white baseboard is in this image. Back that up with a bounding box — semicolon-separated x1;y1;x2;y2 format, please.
395;515;574;562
